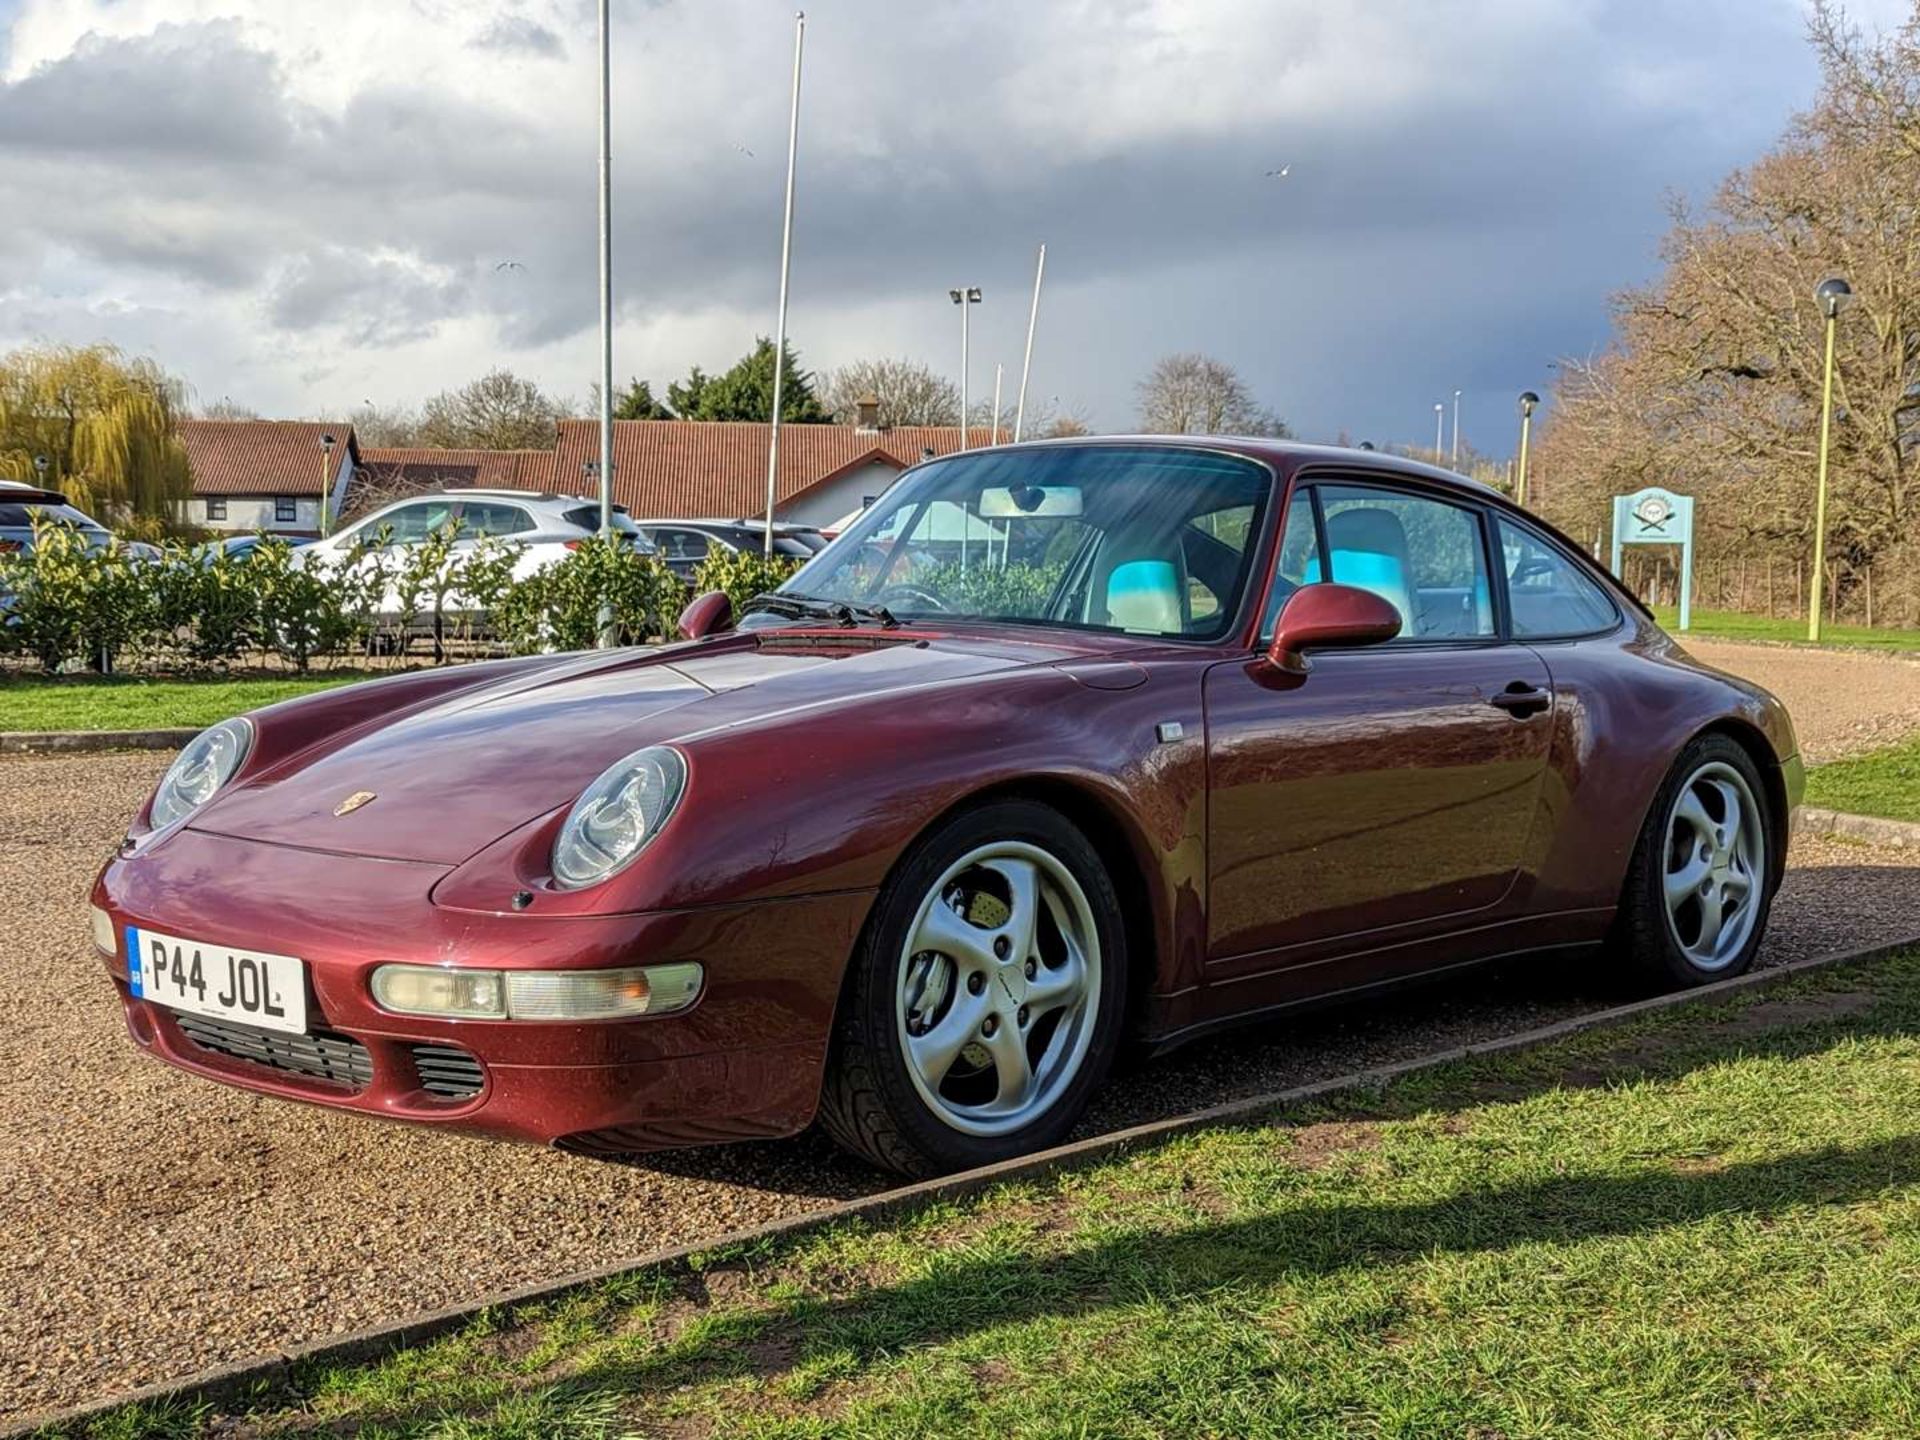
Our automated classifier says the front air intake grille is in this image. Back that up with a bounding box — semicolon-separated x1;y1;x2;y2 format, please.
410;1043;485;1100
176;1015;374;1091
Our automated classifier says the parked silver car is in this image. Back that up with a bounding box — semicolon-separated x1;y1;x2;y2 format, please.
294;488;653;626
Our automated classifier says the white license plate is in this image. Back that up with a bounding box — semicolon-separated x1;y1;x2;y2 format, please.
127;926;309;1036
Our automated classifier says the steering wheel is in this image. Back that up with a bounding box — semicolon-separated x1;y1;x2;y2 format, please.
872;583;947;612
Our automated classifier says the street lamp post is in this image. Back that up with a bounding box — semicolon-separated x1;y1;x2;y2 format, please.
318;433;336;536
1515;391;1540;507
950;287;981;450
1451;390;1462;469
1809;275;1853;642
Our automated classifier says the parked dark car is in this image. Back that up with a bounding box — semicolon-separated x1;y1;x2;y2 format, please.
632;518;825;584
91;439;1800;1178
0;482;111;554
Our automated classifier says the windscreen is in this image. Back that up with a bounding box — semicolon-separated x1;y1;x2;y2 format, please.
773;445;1272;639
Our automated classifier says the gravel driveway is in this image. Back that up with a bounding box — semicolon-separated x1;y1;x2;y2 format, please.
1685;638;1920;761
6;654;1919;1420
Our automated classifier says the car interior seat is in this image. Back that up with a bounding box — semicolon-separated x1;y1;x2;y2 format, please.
1308;507;1416;633
1095;519;1191;634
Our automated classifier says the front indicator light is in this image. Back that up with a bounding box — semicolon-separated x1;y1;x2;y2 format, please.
370;962;702;1021
89;905;116;956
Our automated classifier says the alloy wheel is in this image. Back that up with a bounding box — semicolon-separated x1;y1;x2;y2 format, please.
894;840;1101;1136
1661;759;1766;972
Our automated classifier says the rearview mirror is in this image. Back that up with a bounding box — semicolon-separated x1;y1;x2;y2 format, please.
1266;583;1402;672
677;589;733;641
977;485;1083;519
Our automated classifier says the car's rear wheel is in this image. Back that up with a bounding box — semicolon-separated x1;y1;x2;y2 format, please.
819;800;1127;1177
1615;733;1777;989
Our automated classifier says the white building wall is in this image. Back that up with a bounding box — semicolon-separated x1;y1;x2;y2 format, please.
776;460;906;529
184;496;324;534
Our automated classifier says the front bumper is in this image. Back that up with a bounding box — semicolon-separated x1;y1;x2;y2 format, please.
94;827;873;1150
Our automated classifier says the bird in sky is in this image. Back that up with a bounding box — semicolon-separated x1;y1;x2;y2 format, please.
732;143;756;158
1265;164;1291;177
494;260;526;272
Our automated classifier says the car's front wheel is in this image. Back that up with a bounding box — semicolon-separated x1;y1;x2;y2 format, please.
1615;733;1778;989
819;800;1127;1177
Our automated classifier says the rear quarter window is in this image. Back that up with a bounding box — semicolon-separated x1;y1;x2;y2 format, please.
1495;516;1620;638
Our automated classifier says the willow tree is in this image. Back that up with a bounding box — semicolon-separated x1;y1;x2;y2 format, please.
0;343;192;520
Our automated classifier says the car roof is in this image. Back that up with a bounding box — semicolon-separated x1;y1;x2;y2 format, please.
929;435;1505;501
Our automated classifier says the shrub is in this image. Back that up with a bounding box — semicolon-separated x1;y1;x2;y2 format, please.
692;548;805;619
496;536;683;653
0;521;156;672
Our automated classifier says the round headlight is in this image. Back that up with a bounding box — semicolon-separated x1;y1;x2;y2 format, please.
149;717;253;831
552;745;687;889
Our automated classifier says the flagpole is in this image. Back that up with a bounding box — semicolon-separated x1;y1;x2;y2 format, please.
763;11;806;555
594;0;616;647
1013;242;1046;442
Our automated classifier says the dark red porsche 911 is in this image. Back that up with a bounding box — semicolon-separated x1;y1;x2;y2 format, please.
91;439;1801;1176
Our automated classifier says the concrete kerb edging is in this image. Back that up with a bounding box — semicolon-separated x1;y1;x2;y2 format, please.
13;932;1920;1440
0;729;198;755
1797;805;1920;848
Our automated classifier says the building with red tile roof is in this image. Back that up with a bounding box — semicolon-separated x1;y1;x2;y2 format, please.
547;419;994;527
176;420;358;535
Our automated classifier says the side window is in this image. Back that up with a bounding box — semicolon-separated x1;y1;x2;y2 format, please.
383;500;456;544
458;502;534;538
658;529;711;561
1259;487;1323;640
1319;485;1494;641
378;505;429;543
1183;503;1254;623
1496;517;1618;637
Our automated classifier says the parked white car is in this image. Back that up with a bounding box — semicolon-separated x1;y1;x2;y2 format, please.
295;489;651;629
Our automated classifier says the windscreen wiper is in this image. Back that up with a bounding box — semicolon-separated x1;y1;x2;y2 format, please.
739;591;899;629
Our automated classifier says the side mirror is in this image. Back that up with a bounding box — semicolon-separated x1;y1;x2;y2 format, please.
1266;583;1401;672
677;590;733;641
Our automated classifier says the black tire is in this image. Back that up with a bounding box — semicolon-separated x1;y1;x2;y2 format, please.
818;799;1129;1178
1613;733;1778;991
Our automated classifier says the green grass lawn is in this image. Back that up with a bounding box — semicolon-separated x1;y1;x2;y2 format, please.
59;948;1920;1440
1807;735;1920;824
1653;605;1920;652
0;672;375;732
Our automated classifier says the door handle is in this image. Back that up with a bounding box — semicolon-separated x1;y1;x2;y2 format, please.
1489;683;1552;718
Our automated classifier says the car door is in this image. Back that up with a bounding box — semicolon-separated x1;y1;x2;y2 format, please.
1203;478;1555;987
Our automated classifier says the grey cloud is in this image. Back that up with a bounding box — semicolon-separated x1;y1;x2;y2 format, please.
266;248;470;346
0;20;296;161
0;0;1837;444
469;16;566;59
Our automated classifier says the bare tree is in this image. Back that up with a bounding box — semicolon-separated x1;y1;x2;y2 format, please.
1534;0;1920;623
1135;353;1289;436
347;401;424;448
418;369;571;450
820;357;961;428
195;398;259;421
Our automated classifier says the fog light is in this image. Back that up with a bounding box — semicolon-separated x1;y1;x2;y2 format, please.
371;965;506;1020
89;905;117;957
369;963;702;1021
505;963;703;1020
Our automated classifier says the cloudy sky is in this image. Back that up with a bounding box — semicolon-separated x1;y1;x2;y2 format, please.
0;0;1906;452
